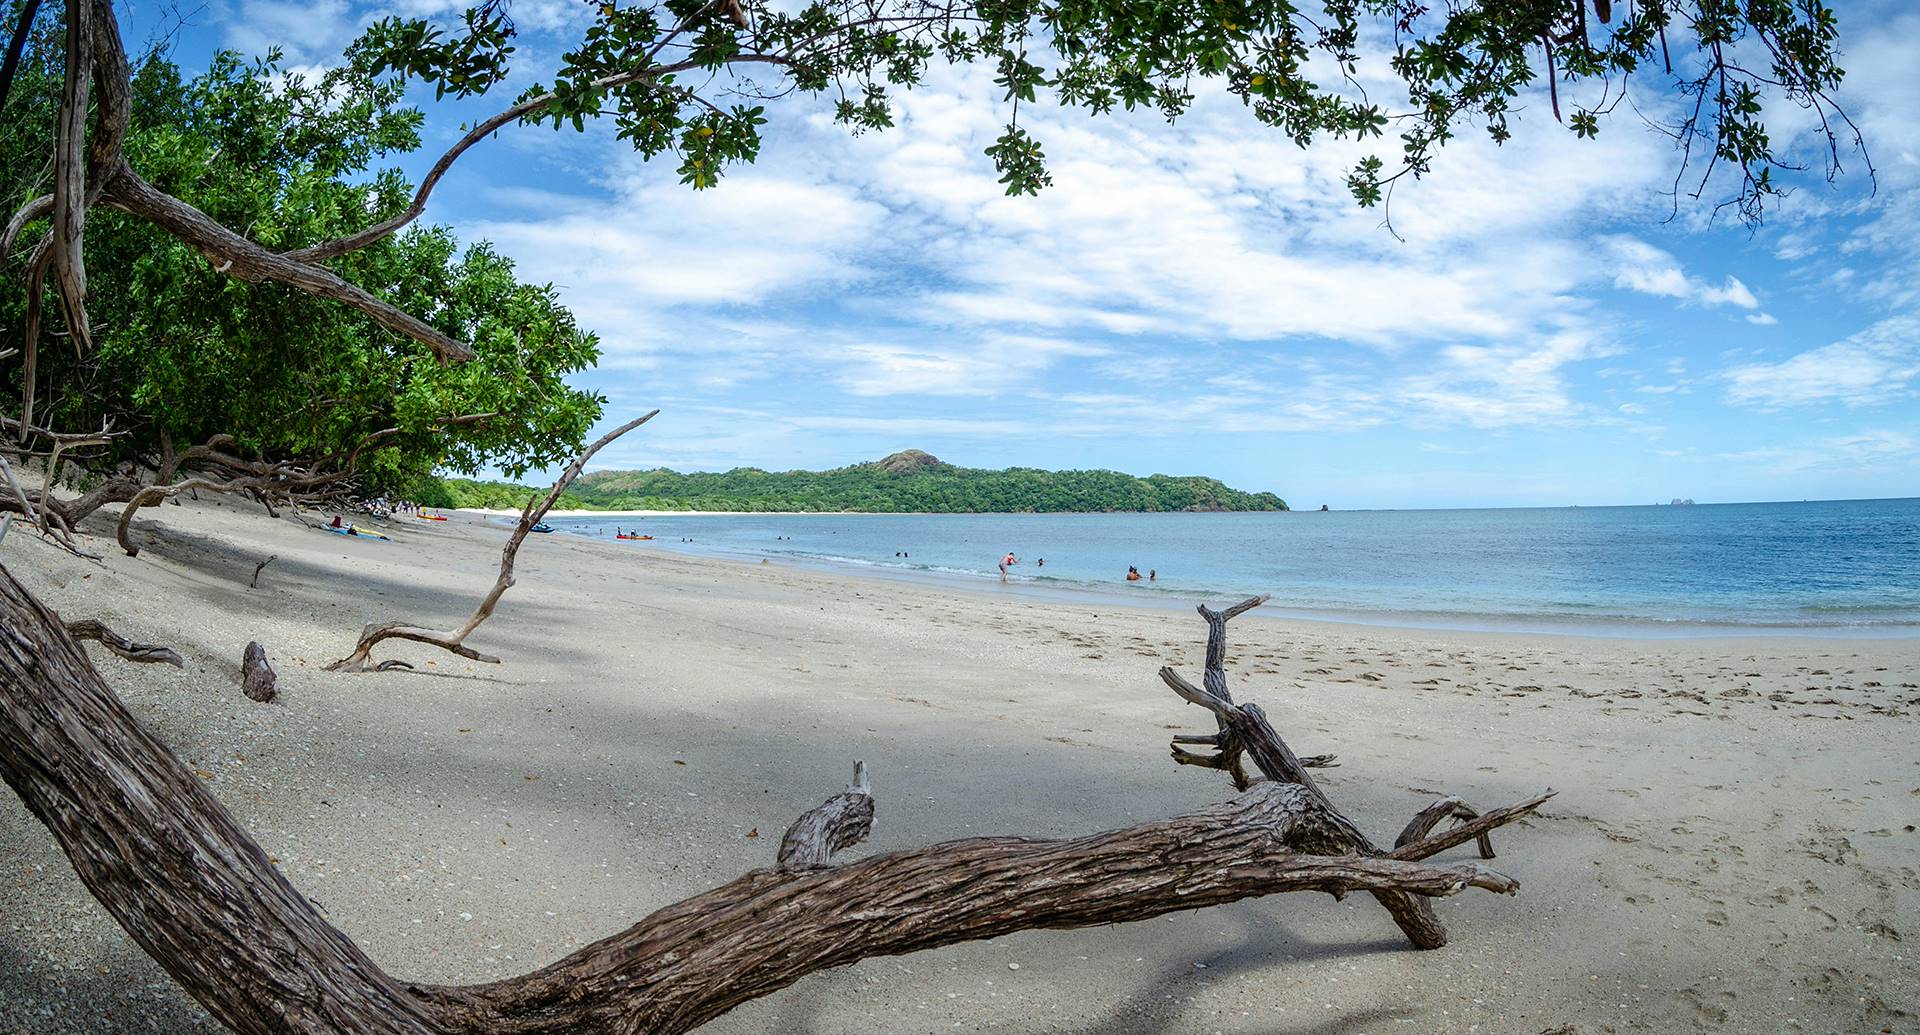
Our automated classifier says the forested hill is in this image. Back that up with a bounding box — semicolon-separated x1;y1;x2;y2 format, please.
429;450;1288;513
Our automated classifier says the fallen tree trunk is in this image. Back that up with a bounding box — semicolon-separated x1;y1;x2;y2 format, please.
0;562;1539;1035
327;411;658;671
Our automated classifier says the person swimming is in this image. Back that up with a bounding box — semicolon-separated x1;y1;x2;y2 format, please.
999;552;1018;582
1149;569;1156;581
1126;566;1141;582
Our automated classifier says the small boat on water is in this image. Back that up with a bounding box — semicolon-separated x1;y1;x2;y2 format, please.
530;522;555;534
616;533;653;541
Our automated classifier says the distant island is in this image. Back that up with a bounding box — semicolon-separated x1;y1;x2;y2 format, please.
426;449;1288;514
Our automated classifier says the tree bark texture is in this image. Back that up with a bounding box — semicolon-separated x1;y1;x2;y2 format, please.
241;641;275;702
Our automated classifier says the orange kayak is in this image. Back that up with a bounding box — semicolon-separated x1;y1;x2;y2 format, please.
616;534;653;541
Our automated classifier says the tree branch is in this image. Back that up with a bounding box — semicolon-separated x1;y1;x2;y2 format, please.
326;410;658;670
98;165;473;362
64;617;184;666
777;759;873;870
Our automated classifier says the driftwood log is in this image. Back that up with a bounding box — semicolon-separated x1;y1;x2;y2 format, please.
1157;594;1553;948
0;563;1548;1034
326;411;657;671
240;641;275;702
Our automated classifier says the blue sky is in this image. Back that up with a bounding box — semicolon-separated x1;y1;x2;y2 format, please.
129;0;1919;508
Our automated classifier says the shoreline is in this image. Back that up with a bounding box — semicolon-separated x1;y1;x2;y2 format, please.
467;511;1920;642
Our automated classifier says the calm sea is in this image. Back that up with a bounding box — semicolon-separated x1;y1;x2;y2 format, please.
543;498;1920;637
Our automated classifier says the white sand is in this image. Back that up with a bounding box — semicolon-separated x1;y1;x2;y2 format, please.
2;498;1916;1033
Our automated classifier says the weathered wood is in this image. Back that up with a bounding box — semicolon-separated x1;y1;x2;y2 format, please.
241;641;275;702
45;0;93;360
65;618;184;667
1397;795;1495;859
1391;791;1557;863
777;760;874;870
250;555;276;589
1159;595;1551;950
327;411;658;671
0;562;1525;1035
0;566;443;1035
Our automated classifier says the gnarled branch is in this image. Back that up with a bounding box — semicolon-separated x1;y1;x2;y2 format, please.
1160;595;1550;949
64;618;184;667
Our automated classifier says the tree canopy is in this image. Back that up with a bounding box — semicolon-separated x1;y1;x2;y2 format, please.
347;0;1862;228
432;449;1290;512
1;4;602;520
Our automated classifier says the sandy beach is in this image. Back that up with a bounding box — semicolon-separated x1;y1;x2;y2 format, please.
2;498;1916;1034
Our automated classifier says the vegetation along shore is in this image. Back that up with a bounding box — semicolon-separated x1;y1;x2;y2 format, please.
428;449;1290;514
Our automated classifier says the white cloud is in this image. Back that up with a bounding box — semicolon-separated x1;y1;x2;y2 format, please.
1599;236;1760;309
1745;313;1778;326
835;335;1104;397
1714;430;1918;474
1393;330;1613;428
1723;316;1920;408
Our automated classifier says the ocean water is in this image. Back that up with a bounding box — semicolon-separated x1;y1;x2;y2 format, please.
545;498;1920;636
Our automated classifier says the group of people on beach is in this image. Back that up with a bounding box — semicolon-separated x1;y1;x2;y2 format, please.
1127;566;1156;582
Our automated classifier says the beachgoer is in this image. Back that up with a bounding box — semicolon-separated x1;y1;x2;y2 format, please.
1037;558;1044;567
999;552;1017;582
329;515;342;529
1149;569;1156;581
1126;566;1141;582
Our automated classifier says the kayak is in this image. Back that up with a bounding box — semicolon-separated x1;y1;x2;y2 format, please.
324;525;389;541
530;522;555;534
616;534;653;541
418;514;448;521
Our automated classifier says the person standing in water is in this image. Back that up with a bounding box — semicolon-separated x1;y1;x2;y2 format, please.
999;552;1018;582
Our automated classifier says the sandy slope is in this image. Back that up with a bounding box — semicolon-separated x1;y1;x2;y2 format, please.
2;497;1916;1034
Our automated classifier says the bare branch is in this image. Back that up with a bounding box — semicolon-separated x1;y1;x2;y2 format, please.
326;410;659;670
65;618;184;666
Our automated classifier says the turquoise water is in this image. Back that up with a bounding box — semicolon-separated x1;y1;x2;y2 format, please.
545;498;1920;636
